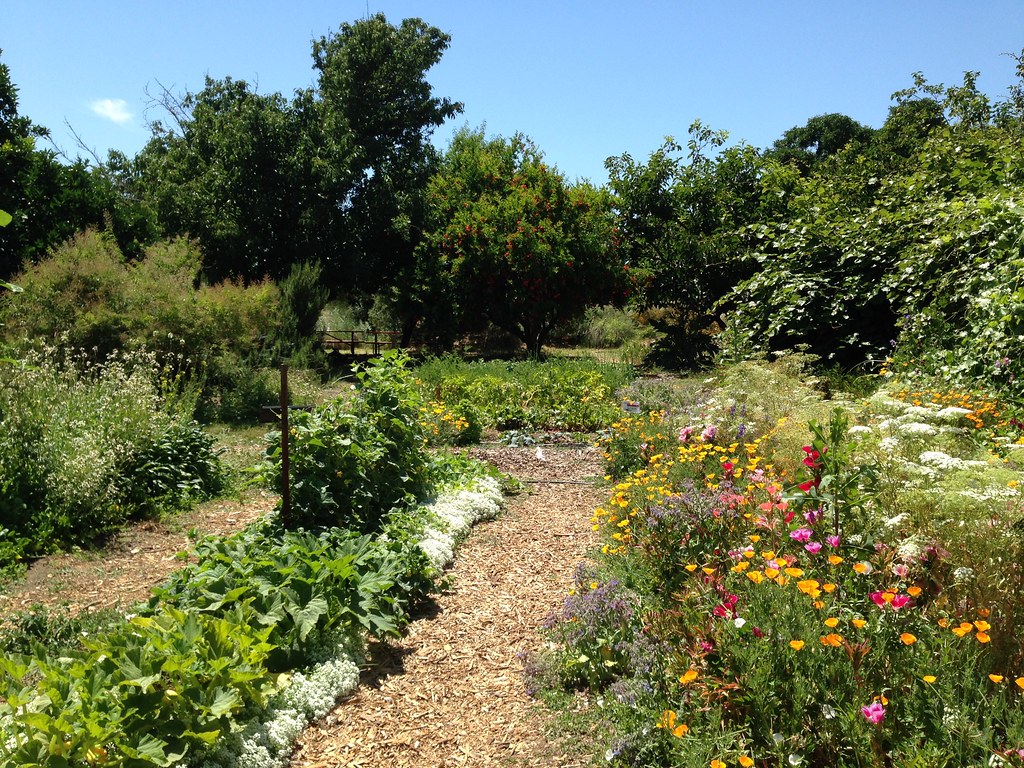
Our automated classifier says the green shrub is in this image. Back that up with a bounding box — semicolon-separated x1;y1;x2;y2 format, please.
0;346;224;558
263;352;430;532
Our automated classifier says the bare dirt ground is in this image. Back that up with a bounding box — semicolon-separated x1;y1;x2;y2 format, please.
0;444;605;767
0;489;276;618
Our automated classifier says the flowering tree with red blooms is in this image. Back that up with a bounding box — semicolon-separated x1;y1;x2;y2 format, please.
414;127;631;356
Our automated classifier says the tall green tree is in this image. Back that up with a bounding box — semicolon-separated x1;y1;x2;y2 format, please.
134;14;461;290
0;49;154;278
766;112;876;173
415;127;625;356
606;122;795;367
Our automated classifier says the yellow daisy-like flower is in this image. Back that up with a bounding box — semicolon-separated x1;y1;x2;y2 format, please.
822;583;837;593
785;567;805;578
746;570;765;584
657;710;689;738
732;561;750;573
739;756;755;768
900;632;917;645
820;633;844;648
797;579;821;596
922;675;936;684
907;586;923;597
828;555;844;565
711;761;726;768
789;639;805;651
749;535;761;543
824;617;840;628
685;563;699;572
852;618;867;629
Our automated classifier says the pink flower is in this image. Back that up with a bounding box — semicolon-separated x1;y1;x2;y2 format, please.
826;535;841;548
678;426;694;443
890;594;912;609
701;425;717;441
804;541;822;555
861;701;885;725
790;527;813;543
869;591;886;607
804;508;823;525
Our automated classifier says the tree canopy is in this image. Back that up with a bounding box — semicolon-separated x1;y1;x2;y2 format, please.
414;127;627;356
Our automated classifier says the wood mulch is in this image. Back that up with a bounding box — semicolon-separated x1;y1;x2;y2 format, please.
0;444;606;767
289;445;604;768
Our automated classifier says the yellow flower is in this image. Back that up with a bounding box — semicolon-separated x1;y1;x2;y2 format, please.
824;617;840;628
732;561;751;573
764;568;780;579
952;622;974;637
822;583;837;593
989;674;1004;683
746;570;765;584
762;550;777;560
679;668;699;685
711;760;726;768
922;675;936;683
739;756;755;768
702;567;716;575
797;579;821;598
785;567;805;578
852;618;867;629
977;632;991;643
907;586;923;597
828;555;844;565
685;563;699;572
1016;677;1024;690
900;632;917;645
789;639;805;651
853;562;870;574
974;620;991;632
657;710;689;737
749;535;761;543
820;633;844;648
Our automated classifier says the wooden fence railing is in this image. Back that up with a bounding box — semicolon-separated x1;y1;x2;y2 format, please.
321;329;402;355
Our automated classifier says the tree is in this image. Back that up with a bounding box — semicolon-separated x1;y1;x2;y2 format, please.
415;128;626;356
133;14;461;291
606;122;796;367
767;113;876;173
0;49;154;278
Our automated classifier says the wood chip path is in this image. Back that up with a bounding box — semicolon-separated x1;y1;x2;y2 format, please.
289;445;604;768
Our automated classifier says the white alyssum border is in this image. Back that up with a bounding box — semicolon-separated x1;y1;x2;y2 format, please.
190;476;505;768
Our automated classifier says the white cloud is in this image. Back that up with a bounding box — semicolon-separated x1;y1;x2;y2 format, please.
90;98;133;125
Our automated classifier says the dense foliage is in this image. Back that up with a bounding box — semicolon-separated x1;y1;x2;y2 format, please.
0;346;223;573
415;127;628;355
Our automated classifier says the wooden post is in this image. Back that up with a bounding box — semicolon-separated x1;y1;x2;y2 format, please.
279;363;291;528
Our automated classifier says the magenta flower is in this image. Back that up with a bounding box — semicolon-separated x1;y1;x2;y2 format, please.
890;594;912;609
869;591;886;607
861;701;885;725
804;508;823;525
826;535;841;548
790;527;813;543
804;541;822;555
678;426;694;443
701;425;717;441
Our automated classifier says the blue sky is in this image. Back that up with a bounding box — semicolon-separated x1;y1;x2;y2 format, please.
4;1;1024;185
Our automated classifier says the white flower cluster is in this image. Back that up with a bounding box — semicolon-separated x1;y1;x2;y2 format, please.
193;643;361;768
416;475;505;570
